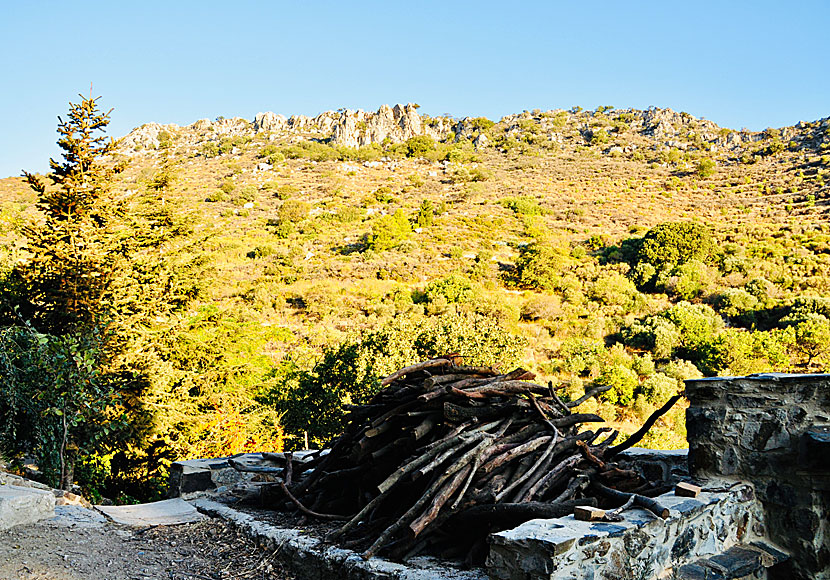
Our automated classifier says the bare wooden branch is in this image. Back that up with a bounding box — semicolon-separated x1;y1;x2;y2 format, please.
278;481;348;521
566;384;613;408
590;481;670;519
605;394;683;458
381;359;452;386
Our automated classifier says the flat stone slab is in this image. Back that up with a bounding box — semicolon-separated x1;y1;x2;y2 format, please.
0;484;56;530
96;498;207;526
51;505;108;527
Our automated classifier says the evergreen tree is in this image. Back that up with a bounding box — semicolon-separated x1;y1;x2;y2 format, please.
18;93;127;333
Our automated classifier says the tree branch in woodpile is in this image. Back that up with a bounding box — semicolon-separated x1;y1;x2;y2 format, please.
605;394;683;458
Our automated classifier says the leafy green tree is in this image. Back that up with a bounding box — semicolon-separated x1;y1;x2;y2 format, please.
594;364;638;405
636;222;713;277
792;316;830;369
2;94;209;496
0;325;125;489
271;313;526;447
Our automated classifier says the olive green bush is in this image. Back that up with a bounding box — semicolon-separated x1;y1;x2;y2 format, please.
270;312;526;448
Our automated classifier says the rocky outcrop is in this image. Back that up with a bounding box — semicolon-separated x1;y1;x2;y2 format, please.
253;112;288;133
641;107;720;140
119;104;820;160
212;117;251;136
120;122;180;151
330;104;438;148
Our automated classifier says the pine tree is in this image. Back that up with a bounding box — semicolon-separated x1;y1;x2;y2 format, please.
19;93;127;334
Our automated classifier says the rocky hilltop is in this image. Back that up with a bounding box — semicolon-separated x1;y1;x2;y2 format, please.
118;103;830;165
120;103;449;152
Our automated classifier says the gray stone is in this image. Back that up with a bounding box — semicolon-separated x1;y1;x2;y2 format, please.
96;498;206;526
0;484;55;530
707;545;763;577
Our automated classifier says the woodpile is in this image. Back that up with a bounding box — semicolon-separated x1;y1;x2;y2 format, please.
231;357;682;564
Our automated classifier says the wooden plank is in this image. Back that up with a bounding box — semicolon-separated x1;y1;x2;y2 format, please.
574;505;606;521
675;482;702;498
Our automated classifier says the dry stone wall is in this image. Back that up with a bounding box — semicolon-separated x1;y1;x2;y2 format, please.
686;373;830;580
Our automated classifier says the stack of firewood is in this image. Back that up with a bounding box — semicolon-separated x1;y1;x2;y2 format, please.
230;358;681;564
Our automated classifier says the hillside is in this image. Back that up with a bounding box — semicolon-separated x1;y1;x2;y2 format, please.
1;103;829;497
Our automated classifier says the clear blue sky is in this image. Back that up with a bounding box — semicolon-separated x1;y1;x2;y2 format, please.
2;0;828;177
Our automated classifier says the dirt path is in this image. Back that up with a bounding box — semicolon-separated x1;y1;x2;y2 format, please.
0;506;295;580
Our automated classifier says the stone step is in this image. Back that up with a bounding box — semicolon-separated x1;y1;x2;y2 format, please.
0;483;56;530
676;542;789;579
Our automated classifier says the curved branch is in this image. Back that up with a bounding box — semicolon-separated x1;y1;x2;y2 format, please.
605;394;683;458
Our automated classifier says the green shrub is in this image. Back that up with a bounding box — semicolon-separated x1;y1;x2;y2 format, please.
588;270;639;309
661;359;703;381
659;259;713;300
631;353;656;377
373;186;396;204
334;206;363;223
558;338;605;376
594;364;638;405
503;196;543;216
156;130;173;149
623;316;681;360
662;301;724;356
792;316;830;368
270;313;525;447
200;142;219;158
715;288;760;318
470;117;495;132
424;275;474;305
416;199;434;228
404;136;436;158
367;209;411;251
0;326;126;489
514;243;569;291
278;199;311;222
697;328;792;376
589;129;609;146
695;158;716;179
220;178;236;195
638;373;679;405
231;185;257;206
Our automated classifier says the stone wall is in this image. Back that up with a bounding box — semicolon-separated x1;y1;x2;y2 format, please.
686;373;830;579
487;482;769;580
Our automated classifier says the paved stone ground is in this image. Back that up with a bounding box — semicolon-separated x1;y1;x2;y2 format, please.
0;506;295;580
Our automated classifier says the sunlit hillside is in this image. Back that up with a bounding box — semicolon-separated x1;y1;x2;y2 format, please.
1;103;828;497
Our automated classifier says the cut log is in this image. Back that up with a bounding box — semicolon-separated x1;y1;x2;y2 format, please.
574;506;606;521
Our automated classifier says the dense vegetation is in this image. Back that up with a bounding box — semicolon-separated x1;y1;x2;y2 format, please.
0;98;828;501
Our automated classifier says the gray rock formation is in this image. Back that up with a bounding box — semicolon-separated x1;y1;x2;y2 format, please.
253;111;288;133
641;107;720;140
212;117;251;136
331;104;430;148
119;122;180;151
